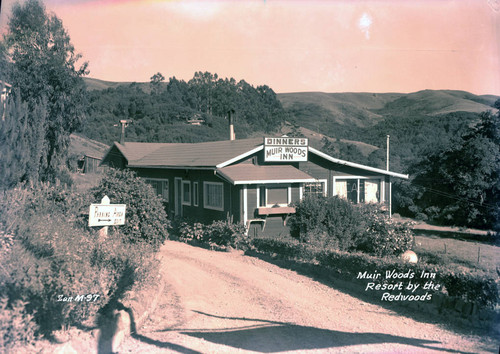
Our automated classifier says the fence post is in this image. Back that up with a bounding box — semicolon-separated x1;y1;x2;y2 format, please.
98;195;110;239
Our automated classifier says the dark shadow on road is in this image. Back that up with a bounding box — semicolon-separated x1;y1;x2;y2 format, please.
178;310;475;354
131;333;202;354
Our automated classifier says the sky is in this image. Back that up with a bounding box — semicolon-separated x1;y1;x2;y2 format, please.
1;0;499;95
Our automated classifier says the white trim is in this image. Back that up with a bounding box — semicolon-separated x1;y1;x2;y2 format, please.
288;186;292;205
203;181;224;211
309;147;409;179
182;180;191;206
299;186;303;200
231;178;317;185
193;182;199;207
127;164;214;170
243;185;248;225
216;145;264;168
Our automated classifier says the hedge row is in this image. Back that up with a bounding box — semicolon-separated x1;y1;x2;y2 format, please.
251;238;499;309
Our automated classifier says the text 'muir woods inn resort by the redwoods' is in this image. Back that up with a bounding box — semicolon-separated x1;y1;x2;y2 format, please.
101;115;408;236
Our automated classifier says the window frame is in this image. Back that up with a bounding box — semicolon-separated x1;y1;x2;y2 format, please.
144;178;169;202
257;184;291;207
332;176;384;204
203;181;224;211
193;182;199;207
302;179;327;198
182;180;191;206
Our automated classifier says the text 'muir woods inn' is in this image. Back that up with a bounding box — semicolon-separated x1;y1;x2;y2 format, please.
101;115;408;236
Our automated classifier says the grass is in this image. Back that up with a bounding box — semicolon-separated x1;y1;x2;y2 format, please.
413;234;499;276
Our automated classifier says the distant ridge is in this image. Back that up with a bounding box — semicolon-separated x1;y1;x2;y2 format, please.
83;77;138;91
278;89;498;129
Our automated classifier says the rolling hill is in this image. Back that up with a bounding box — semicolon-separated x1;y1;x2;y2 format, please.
277;90;498;130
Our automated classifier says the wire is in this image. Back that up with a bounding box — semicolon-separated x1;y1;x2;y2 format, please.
407;183;498;210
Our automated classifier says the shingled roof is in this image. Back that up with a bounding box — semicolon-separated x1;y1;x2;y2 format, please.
124;138;263;168
103;137;409;179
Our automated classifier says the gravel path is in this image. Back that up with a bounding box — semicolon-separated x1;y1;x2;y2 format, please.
119;241;497;353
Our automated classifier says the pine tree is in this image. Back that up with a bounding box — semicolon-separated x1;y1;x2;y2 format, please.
3;0;88;183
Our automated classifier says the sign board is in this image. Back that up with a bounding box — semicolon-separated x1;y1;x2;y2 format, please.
264;137;308;162
88;203;126;227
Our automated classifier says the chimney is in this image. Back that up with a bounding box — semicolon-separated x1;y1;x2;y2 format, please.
228;109;236;141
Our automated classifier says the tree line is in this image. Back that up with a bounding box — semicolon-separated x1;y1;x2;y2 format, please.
81;71;286;144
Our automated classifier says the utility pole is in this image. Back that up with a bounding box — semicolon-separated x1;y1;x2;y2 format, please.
114;120;130;145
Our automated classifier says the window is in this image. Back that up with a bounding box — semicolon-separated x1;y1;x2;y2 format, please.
334;178;381;204
144;178;169;202
267;186;288;206
193;182;199;206
204;182;224;211
303;180;327;197
258;185;290;207
182;181;191;205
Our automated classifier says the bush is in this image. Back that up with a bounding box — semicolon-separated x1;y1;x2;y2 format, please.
356;204;414;257
289;196;362;250
204;220;248;249
0;182;160;341
0;297;38;351
90;169;170;248
176;218;249;250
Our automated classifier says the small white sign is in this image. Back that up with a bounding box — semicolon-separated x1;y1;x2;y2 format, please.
88;204;126;227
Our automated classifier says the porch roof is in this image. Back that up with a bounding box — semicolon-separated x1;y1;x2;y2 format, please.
217;164;317;185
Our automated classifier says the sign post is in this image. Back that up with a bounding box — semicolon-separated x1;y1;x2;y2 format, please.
89;195;126;237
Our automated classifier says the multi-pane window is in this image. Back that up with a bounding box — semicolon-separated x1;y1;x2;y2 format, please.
144;178;169;202
204;182;224;211
182;181;191;205
303;181;326;197
334;178;380;204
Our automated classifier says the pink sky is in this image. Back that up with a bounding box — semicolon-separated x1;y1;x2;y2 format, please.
1;0;499;95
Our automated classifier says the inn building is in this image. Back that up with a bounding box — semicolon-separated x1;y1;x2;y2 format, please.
101;135;408;236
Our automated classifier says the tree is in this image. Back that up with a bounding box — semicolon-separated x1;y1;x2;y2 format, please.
409;111;500;230
2;0;88;183
149;72;165;95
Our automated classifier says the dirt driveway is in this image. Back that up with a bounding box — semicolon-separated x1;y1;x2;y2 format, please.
119;241;497;353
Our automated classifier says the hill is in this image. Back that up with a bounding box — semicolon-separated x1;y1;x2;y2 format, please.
83;77;138;91
278;90;498;132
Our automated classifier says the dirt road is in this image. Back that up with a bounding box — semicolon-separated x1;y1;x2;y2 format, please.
119;241;496;353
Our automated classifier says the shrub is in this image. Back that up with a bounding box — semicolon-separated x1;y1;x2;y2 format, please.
0;297;38;351
90;169;170;248
176;218;249;250
0;182;161;340
356;204;414;257
289;195;362;250
204;220;248;249
178;222;205;243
